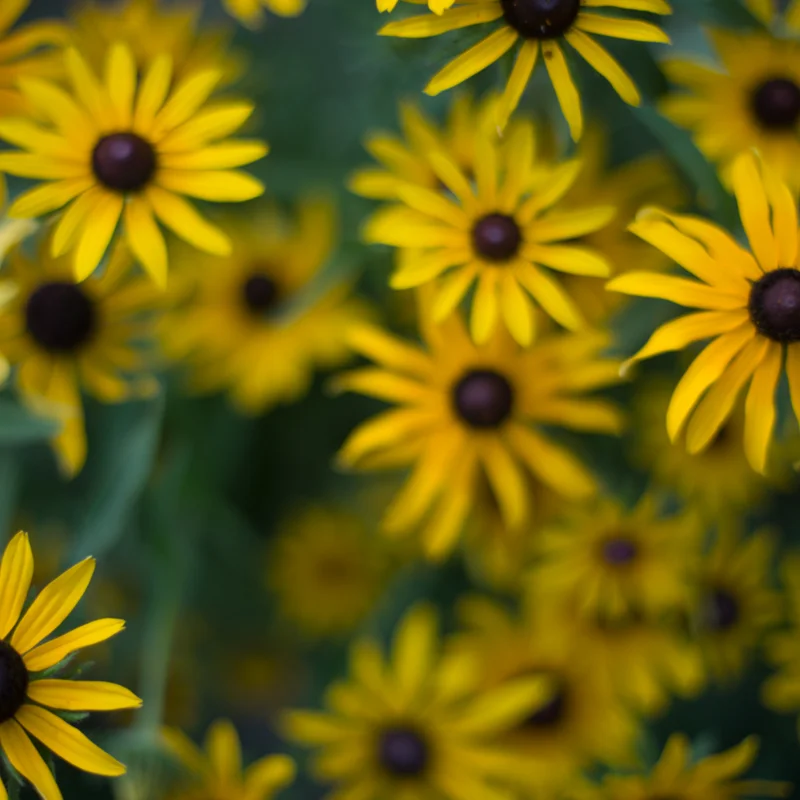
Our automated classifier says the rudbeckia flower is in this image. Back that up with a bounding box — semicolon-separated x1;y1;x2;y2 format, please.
378;0;671;138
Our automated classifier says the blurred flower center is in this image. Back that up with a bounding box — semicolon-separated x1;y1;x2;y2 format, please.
92;132;157;192
453;369;514;428
0;641;28;723
700;587;739;631
748;268;800;342
751;78;800;130
601;536;638;565
521;686;567;728
242;273;280;315
471;213;522;262
26;282;96;352
377;727;429;776
500;0;581;39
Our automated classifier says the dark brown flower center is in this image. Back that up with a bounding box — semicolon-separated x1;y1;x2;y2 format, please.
601;537;638;565
0;641;28;724
453;370;514;428
378;727;429;777
751;78;800;130
92;132;157;192
26;282;96;352
242;273;280;315
471;213;522;262
500;0;581;39
522;688;567;728
748;268;800;342
700;588;739;631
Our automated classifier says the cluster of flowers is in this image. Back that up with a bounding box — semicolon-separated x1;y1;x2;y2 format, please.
0;0;799;798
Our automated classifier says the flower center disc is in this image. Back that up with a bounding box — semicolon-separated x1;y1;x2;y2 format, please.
601;537;638;565
453;370;514;428
471;213;522;262
748;268;800;342
26;281;96;352
0;641;28;723
701;588;739;631
751;78;800;130
378;727;429;777
500;0;581;39
242;273;280;315
92;132;157;192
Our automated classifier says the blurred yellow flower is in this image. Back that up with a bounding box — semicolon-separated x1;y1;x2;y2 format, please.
335;295;623;559
0;531;141;800
0;237;161;476
661;29;800;192
0;42;266;285
222;0;306;29
160;199;370;414
163;718;295;800
268;506;392;638
284;603;553;800
747;0;800;29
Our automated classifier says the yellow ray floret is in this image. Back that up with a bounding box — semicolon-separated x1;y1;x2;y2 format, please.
222;0;306;28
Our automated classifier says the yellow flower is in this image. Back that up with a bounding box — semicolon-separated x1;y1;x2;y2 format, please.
222;0;306;29
532;494;702;621
379;0;671;139
450;596;640;794
335;295;623;559
690;525;782;683
0;236;162;477
160;200;370;414
597;734;789;800
0;42;267;286
747;0;800;29
630;379;779;520
70;0;243;85
0;531;141;800
608;151;800;475
283;604;553;800
363;116;615;345
661;30;800;192
163;718;295;800
268;505;392;638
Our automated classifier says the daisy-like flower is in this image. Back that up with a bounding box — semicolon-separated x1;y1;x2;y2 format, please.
268;506;392;638
630;380;780;520
661;30;800;192
335;295;623;559
608;151;800;475
160;200;370;414
222;0;306;29
163;718;295;800
596;734;789;800
0;531;141;800
450;596;640;795
690;525;781;683
378;0;671;139
0;236;162;476
70;0;242;85
0;42;267;286
532;494;702;621
283;604;553;800
364;118;615;345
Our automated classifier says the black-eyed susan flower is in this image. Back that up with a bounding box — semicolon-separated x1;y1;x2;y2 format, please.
222;0;306;28
363;118;615;344
661;30;800;192
0;531;141;800
533;494;702;621
283;603;553;800
631;380;780;520
0;237;161;476
450;596;640;795
160;200;370;414
268;505;392;638
163;718;295;800
335;294;623;559
691;525;781;683
0;42;266;286
597;734;789;800
70;0;242;84
378;0;671;139
608;151;800;475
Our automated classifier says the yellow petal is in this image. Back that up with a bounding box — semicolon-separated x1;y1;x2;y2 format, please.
27;680;142;711
496;41;538;132
146;186;231;255
152;69;222;137
133;54;173;134
567;30;640;105
104;43;136;129
743;341;782;474
480;436;529;529
161;727;207;775
74;193;123;281
731;151;776;273
607;272;745;310
23;619;125;673
160;140;268;170
393;604;438;701
500;271;534;345
0;531;33;640
244;754;296;797
517;264;583;329
9;180;93;219
0;719;62;800
157;169;264;202
470;270;499;343
205;719;242;783
124;197;167;287
543;41;582;141
576;13;670;42
379;6;502;38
